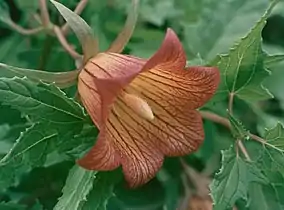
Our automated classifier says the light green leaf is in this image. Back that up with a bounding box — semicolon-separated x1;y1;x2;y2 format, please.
82;171;122;210
0;123;58;189
50;0;98;62
210;3;276;103
0;77;85;129
210;146;268;210
183;0;269;60
258;123;284;177
54;165;97;210
265;123;284;151
0;63;79;88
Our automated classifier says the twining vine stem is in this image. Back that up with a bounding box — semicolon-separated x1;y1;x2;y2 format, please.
200;110;267;154
4;0;88;59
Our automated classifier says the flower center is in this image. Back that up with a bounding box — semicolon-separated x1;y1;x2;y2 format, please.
122;93;154;121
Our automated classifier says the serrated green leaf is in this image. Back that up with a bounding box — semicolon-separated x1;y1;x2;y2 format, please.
228;113;250;140
50;0;98;62
0;63;79;88
0;77;85;130
54;165;97;210
210;146;268;210
210;3;276;103
257;123;284;177
0;123;58;189
82;171;122;210
265;123;284;151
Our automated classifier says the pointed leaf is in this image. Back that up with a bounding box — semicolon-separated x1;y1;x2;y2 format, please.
265;123;284;151
210;146;268;210
50;0;98;62
0;77;85;129
54;165;97;210
82;171;122;210
210;3;277;103
0;123;58;189
0;63;79;88
258;123;284;178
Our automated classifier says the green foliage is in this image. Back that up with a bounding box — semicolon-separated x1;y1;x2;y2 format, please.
210;146;268;210
1;0;284;209
0;77;85;130
54;165;96;210
211;5;273;103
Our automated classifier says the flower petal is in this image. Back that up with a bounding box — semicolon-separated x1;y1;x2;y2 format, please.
78;93;165;187
107;0;139;53
77;129;121;171
78;53;145;128
138;28;220;109
124;83;205;157
141;28;187;72
135;66;220;110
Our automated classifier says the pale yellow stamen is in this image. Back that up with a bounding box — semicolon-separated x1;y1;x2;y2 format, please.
122;93;154;121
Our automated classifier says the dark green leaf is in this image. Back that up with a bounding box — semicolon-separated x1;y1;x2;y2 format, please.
210;3;276;103
54;165;97;210
0;77;85;130
82;171;122;210
210;146;268;210
0;123;58;189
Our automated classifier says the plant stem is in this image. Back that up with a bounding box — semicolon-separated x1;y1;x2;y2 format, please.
53;26;81;59
228;92;234;114
39;0;50;27
237;140;251;161
200;110;266;144
6;20;43;35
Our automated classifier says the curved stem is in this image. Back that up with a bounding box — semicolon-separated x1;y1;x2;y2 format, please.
39;0;50;27
200;110;266;145
53;26;82;59
107;0;139;53
6;20;43;35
